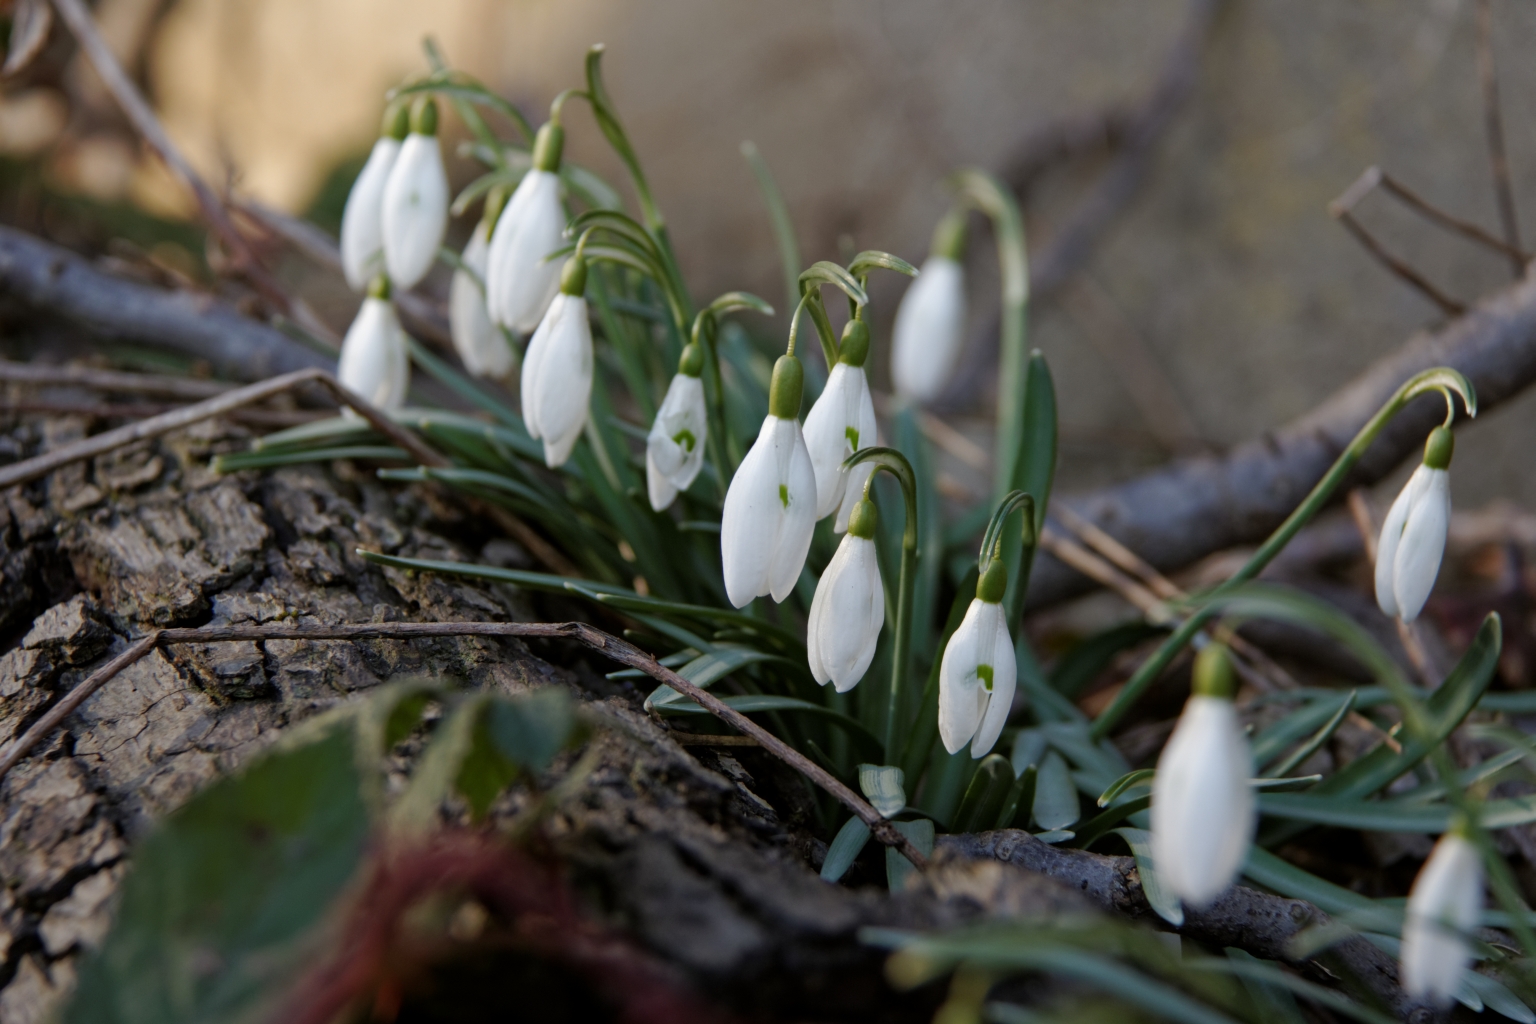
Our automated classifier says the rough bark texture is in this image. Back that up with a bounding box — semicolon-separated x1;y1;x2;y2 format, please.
0;409;1435;1023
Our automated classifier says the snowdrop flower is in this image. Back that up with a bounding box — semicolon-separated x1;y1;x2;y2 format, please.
380;98;449;291
892;212;966;404
1401;827;1483;1005
486;122;567;334
1150;644;1255;908
803;319;878;531
807;498;885;691
1375;427;1454;623
337;276;409;413
340;104;408;292
938;559;1016;757
449;187;515;379
720;354;817;607
520;255;592;468
646;344;707;511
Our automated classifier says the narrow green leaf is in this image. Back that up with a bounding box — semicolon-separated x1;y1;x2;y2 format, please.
1002;352;1056;624
656;694;884;758
953;754;1015;833
821;816;872;882
215;446;409;472
1110;827;1183;926
846;250;918;279
1032;751;1080;830
1098;769;1156;807
740;141;802;313
997;764;1038;830
644;646;782;708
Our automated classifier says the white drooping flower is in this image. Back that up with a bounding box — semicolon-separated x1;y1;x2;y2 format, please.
803;320;878;531
1150;645;1255;909
339;105;407;292
938;562;1016;758
486;122;567;334
336;277;409;412
720;355;817;607
1376;427;1455;623
519;257;592;468
892;218;966;403
1401;830;1483;1005
449;191;515;379
380;99;449;291
646;347;707;511
806;499;885;692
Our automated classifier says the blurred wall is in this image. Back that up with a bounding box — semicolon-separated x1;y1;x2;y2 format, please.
138;0;1536;505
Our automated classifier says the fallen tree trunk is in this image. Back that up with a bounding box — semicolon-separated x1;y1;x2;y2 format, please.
1029;265;1536;607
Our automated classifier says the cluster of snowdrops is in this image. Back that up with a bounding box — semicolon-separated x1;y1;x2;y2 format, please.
325;62;1479;1007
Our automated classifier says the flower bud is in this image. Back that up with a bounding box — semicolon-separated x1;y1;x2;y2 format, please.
380;98;449;290
520;291;593;468
1375;428;1454;622
720;402;817;607
485;158;566;334
337;280;409;412
339;117;405;291
1150;649;1255;908
1401;829;1483;1004
646;357;707;511
806;500;885;692
449;193;514;379
803;325;877;526
892;217;967;403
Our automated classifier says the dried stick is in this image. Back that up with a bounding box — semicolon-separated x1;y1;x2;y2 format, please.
0;620;928;868
1474;0;1525;279
1330;170;1467;316
1376;171;1528;262
0;399;320;428
0;359;234;399
46;0;334;341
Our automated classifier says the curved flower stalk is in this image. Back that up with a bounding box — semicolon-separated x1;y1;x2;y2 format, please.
337;276;409;413
381;98;449;290
1150;644;1256;908
340;104;408;292
1401;827;1483;1004
720;351;816;607
938;557;1016;757
807;497;885;692
449;187;515;380
520;254;593;468
804;318;878;531
1376;426;1455;623
646;343;708;511
891;212;966;404
486;120;568;334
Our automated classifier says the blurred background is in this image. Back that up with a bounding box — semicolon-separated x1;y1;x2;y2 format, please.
4;0;1536;506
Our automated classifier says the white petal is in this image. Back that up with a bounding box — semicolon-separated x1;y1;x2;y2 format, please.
834;461;875;534
1402;833;1483;1004
646;446;680;512
1393;468;1450;623
767;421;818;602
1375;465;1433;619
720;416;788;607
1150;696;1256;907
486;170;566;333
807;535;885;691
337;298;409;411
803;364;859;519
892;257;965;404
381;133;449;290
340;137;400;292
449;223;514;379
970;603;1017;757
520;295;592;468
938;599;995;755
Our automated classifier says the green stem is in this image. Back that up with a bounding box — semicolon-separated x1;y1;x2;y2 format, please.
846;447;919;761
691;312;732;496
948;170;1029;505
1089;367;1477;739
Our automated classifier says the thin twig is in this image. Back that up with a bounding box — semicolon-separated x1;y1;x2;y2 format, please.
1329;201;1466;316
2;400;321;428
1377;172;1528;262
1474;0;1525;278
0;360;234;399
46;0;335;342
0;620;927;868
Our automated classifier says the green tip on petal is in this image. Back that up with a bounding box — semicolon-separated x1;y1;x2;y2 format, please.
976;557;1008;603
410;97;438;136
367;274;392;301
1192;643;1237;700
382;102;410;141
768;355;804;419
678;343;705;377
1423;426;1454;470
559;255;588;296
532;122;565;172
839;319;870;367
847;498;878;539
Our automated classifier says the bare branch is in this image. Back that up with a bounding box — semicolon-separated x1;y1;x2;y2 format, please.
1474;0;1525;278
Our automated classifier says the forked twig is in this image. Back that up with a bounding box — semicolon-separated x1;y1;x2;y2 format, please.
1330;169;1466;316
0;620;928;868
